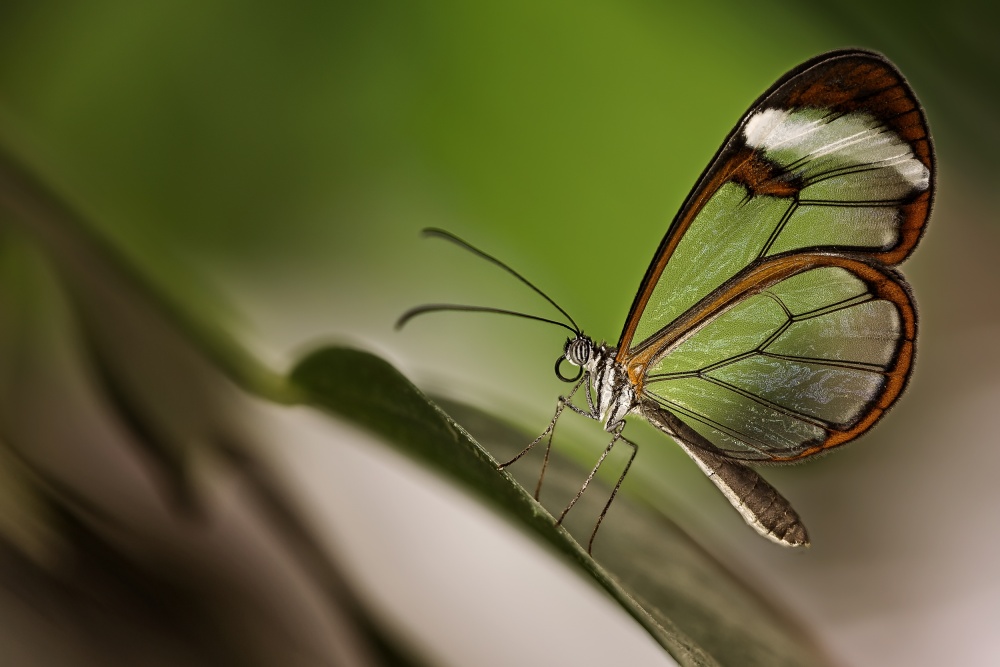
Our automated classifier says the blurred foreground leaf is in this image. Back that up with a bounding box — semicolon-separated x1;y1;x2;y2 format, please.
0;148;424;666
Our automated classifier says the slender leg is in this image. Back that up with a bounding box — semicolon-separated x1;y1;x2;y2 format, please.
555;420;622;521
588;432;638;553
498;374;638;553
533;401;564;499
498;403;561;469
534;391;605;499
497;375;589;480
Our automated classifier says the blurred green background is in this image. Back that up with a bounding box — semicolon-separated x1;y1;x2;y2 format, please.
0;1;992;377
0;1;998;665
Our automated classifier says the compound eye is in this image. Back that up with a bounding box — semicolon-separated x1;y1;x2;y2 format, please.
554;355;583;383
565;338;590;366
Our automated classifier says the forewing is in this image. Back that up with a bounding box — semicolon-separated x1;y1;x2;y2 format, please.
617;50;933;357
640;254;914;462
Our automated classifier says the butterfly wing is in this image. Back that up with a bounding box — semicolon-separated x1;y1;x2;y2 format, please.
638;254;915;462
620;49;933;463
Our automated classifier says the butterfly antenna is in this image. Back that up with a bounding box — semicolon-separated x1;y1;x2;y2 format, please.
416;227;581;332
395;304;579;334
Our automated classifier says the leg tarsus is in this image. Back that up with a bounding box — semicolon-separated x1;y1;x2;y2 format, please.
587;434;638;554
556;428;620;525
498;406;561;471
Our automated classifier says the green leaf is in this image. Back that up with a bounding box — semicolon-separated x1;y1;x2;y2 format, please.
291;346;831;667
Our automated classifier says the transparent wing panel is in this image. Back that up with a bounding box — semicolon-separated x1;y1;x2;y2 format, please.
643;265;907;460
633;183;792;344
648;376;827;457
766;204;901;256
766;299;900;365
651;292;788;375
707;356;885;426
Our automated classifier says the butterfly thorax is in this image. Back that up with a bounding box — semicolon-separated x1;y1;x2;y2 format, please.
564;335;637;431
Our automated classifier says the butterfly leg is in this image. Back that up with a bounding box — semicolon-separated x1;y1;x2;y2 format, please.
497;375;591;501
556;420;638;553
535;379;604;498
587;430;637;553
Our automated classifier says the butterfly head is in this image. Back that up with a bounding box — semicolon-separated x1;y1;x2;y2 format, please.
556;334;596;382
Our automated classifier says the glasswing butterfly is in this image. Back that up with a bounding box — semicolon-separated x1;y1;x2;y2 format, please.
399;49;934;552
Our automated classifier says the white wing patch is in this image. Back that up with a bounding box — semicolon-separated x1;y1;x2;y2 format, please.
743;108;930;193
743;108;794;148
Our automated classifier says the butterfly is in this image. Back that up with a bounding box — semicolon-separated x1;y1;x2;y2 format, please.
399;49;934;552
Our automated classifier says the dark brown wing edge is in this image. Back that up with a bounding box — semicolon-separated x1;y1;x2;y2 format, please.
616;49;935;358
